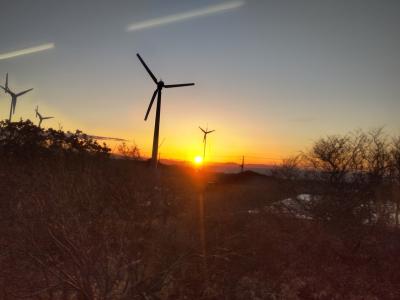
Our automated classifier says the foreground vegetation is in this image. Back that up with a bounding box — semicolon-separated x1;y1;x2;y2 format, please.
0;122;400;299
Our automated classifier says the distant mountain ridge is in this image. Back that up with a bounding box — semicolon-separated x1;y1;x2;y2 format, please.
157;158;274;174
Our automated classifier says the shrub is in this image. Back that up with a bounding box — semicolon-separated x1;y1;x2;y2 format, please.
0;119;110;158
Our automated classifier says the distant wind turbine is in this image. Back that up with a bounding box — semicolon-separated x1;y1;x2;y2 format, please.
35;106;54;128
199;126;215;162
0;73;33;121
137;53;194;167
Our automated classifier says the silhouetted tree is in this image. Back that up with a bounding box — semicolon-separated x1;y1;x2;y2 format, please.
0;120;110;159
363;128;392;224
390;136;400;226
299;131;372;226
274;129;397;227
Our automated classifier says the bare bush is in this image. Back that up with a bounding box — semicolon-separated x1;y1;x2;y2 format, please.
390;136;400;226
117;142;141;160
272;155;302;181
2;127;400;299
275;129;398;227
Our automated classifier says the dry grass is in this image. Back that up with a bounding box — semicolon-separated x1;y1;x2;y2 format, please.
1;155;400;299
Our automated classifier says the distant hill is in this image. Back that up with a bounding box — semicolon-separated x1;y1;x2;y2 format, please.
215;170;275;184
148;158;275;175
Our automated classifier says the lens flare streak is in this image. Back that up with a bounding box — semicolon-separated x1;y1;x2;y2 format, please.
126;1;245;32
0;43;55;61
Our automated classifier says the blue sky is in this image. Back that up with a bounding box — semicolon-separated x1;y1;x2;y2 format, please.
0;0;399;163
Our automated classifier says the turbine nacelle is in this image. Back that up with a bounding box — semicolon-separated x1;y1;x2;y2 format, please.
199;126;215;135
137;53;195;122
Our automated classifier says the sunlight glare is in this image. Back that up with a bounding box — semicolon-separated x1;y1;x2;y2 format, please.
194;155;203;165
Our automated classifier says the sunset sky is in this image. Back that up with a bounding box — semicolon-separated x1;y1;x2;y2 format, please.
0;0;399;164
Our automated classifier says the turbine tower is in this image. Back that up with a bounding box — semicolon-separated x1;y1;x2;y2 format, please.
137;53;194;167
199;126;215;162
35;106;54;128
0;73;33;122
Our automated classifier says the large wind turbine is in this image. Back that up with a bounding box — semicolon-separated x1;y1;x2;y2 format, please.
199;126;215;162
35;106;54;128
137;53;194;167
0;73;33;121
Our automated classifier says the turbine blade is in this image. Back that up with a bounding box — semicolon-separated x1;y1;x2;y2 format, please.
144;89;158;121
165;83;195;88
16;88;33;97
0;85;5;91
207;130;215;134
199;126;206;133
43;117;54;120
137;53;158;84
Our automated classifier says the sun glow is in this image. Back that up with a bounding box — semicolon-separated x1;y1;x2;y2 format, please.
194;155;203;165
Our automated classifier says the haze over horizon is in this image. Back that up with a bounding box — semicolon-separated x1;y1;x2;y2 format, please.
0;0;399;164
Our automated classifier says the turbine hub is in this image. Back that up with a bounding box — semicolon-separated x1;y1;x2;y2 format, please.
158;81;165;87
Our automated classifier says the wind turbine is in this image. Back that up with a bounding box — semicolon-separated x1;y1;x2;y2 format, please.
137;53;194;167
35;106;54;128
0;73;33;122
199;126;215;162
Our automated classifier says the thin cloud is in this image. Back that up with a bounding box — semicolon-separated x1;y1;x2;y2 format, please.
126;1;245;32
0;43;55;61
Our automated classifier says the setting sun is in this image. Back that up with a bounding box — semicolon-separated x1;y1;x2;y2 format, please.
194;155;203;165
